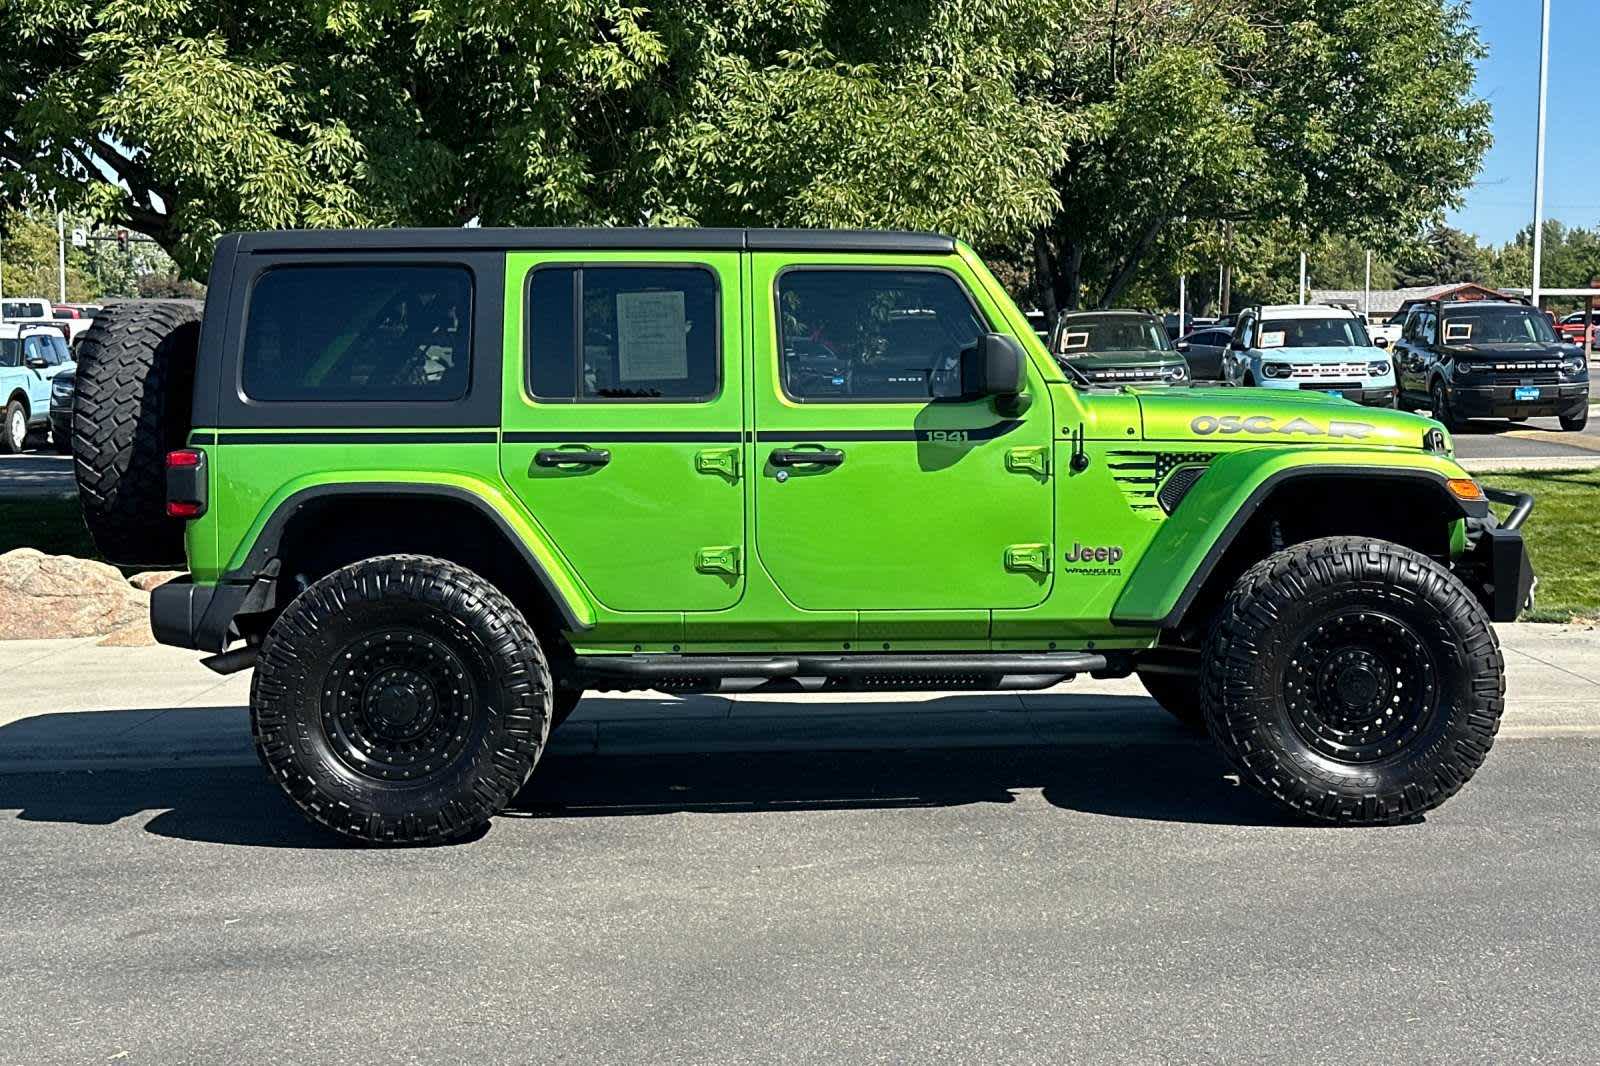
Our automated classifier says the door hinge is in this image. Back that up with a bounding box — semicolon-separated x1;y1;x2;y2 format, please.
1004;544;1052;574
696;447;740;479
696;546;742;576
1005;445;1049;476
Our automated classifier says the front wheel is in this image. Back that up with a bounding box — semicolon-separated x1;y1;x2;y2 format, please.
2;400;27;454
1201;537;1505;825
251;555;551;844
1430;381;1464;431
1559;405;1588;432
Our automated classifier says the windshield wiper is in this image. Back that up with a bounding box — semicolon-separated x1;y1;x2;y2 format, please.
1053;356;1096;389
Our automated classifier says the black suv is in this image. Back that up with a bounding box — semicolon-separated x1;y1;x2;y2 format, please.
1394;299;1589;431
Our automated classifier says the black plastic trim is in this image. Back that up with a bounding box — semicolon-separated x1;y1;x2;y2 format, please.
505;430;741;443
1479;526;1536;622
230;227;955;255
199;430;497;445
574;651;1111;683
1115;466;1490;630
221;483;590;632
151;577;254;652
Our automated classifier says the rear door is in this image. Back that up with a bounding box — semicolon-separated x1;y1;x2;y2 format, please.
748;255;1053;612
500;253;746;613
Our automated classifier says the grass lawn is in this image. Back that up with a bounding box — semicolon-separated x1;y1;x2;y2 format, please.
1481;468;1600;623
0;495;100;561
1;471;1595;622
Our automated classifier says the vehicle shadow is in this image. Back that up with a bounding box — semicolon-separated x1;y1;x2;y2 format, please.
0;703;1300;848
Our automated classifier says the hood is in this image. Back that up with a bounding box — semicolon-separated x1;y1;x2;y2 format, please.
1134;387;1440;450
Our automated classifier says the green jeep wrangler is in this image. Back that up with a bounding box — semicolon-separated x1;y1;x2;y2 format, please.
67;228;1533;844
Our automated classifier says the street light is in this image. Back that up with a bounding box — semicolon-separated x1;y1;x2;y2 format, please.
1531;0;1550;307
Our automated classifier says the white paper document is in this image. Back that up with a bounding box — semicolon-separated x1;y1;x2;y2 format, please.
617;291;689;381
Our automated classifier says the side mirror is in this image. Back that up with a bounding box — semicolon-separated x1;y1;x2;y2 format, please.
1373;335;1390;350
961;333;1025;401
25;356;48;370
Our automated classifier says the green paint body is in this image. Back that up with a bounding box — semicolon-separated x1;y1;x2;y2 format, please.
183;242;1474;654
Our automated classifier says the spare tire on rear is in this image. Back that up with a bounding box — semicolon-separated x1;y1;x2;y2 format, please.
72;300;202;567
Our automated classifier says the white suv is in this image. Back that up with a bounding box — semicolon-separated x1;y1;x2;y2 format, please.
1223;305;1398;407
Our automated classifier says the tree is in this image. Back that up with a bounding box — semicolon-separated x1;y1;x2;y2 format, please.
1;0;1489;300
1393;225;1489;287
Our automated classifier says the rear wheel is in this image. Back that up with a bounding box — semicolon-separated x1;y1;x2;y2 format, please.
1;399;26;454
251;555;551;844
1137;668;1205;733
1559;405;1588;432
1201;537;1504;825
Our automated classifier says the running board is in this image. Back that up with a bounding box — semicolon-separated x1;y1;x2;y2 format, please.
572;652;1118;694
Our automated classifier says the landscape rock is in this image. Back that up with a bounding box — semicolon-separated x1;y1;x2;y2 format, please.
0;549;151;641
128;570;183;592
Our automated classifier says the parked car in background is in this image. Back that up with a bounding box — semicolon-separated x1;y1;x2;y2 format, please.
50;304;99;344
1555;310;1598;348
0;323;76;452
1223;305;1396;406
2;297;54;322
1051;310;1189;385
48;367;75;453
1023;309;1049;345
1175;325;1232;380
1369;309;1407;349
1394;299;1589;431
1161;313;1215;340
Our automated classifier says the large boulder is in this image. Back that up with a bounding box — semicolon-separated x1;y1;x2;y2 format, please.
0;549;151;642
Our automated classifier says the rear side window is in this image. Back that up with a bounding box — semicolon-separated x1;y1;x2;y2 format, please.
526;265;721;402
241;265;473;403
0;339;18;367
776;269;986;402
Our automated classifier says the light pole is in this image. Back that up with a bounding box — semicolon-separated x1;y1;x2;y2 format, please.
1531;0;1551;307
1364;250;1372;319
1298;251;1308;305
56;210;67;304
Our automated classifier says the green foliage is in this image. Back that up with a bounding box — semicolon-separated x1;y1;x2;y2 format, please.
1;0;1489;299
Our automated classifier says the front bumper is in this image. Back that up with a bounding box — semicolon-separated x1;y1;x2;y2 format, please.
1466;488;1536;622
1450;381;1588;419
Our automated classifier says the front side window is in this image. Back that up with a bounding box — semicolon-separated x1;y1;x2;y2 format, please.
1254;317;1371;349
241;265;473;403
527;266;720;402
1441;307;1558;345
776;269;986;402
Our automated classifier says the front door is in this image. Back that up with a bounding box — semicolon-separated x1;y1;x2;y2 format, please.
749;256;1054;611
500;253;746;613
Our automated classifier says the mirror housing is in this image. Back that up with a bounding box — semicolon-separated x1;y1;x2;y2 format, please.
1373;335;1390;350
1176;341;1191;352
25;356;48;370
962;333;1025;401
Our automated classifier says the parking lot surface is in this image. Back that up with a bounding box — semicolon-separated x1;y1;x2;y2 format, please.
3;625;1599;1064
0;454;74;498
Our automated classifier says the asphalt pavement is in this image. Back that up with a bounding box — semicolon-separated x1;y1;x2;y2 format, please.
3;626;1599;1064
0;454;75;498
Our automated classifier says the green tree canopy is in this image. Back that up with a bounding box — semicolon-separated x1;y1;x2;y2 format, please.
2;0;1490;299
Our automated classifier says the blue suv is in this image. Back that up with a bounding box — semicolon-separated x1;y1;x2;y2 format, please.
1222;305;1398;407
1;325;75;453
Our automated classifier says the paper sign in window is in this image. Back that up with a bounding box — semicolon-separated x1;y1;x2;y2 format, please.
1259;330;1286;348
616;291;688;381
1444;322;1472;342
1059;330;1090;352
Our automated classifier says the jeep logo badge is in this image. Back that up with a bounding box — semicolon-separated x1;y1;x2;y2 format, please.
1065;542;1124;565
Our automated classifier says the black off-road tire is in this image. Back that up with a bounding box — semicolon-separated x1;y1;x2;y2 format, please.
251;555;551;845
71;300;202;566
1136;668;1206;733
1201;536;1504;825
1;398;26;454
1559;405;1588;432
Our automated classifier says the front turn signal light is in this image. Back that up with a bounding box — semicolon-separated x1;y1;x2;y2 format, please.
1447;478;1485;502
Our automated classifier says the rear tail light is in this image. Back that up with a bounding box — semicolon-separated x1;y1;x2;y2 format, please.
166;449;207;519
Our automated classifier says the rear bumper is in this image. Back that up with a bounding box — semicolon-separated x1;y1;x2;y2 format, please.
150;577;255;652
1451;382;1588;419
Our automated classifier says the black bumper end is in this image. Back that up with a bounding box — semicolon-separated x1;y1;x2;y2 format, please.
1472;525;1536;623
151;577;255;652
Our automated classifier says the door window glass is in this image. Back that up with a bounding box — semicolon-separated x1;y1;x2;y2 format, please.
526;266;720;402
776;269;986;402
0;339;17;368
241;265;473;403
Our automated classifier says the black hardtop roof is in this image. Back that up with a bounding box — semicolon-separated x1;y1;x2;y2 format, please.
1436;299;1533;310
225;227;956;255
1058;309;1161;321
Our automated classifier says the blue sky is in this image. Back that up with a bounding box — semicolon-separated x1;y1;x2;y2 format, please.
1446;1;1600;246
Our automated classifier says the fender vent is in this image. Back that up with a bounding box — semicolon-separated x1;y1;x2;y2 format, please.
1158;464;1208;515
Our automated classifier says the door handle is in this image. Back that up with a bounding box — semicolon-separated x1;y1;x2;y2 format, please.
770;448;845;468
534;448;611;468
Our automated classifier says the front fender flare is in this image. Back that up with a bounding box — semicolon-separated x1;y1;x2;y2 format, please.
1110;449;1485;629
